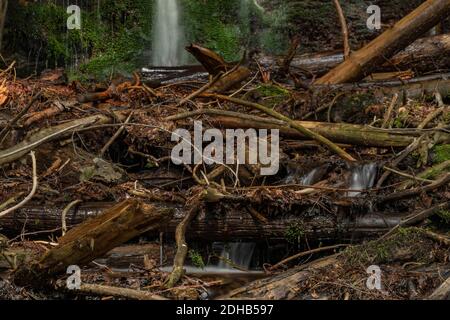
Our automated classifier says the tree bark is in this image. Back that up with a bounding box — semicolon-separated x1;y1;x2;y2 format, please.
258;34;450;76
0;0;7;52
315;0;450;84
13;200;174;285
0;112;129;166
221;255;339;300
178;109;447;148
1;202;411;241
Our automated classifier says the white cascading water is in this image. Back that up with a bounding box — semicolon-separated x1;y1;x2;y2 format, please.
347;163;378;197
217;242;256;270
152;0;186;66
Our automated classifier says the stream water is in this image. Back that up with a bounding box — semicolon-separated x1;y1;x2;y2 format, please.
347;163;378;197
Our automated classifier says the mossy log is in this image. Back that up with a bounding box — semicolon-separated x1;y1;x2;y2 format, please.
315;0;450;84
209;115;424;147
184;109;448;148
13;199;173;285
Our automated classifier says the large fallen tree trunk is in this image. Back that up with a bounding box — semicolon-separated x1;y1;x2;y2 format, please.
315;0;450;84
13;199;173;286
258;34;450;76
0;202;412;241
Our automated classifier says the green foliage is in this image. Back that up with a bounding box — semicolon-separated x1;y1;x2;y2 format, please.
255;84;290;107
189;249;205;269
285;223;304;244
8;1;153;79
432;145;450;164
437;210;450;224
182;0;244;61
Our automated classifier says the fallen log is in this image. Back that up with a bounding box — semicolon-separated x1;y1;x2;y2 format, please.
167;109;449;147
23;101;69;127
0;112;128;166
208;67;252;93
315;0;450;84
67;283;168;300
185;43;252;93
221;254;339;300
185;44;231;76
1;202;412;241
202;93;356;161
258;34;450;76
13;199;173;286
428;277;450;300
313;73;450;100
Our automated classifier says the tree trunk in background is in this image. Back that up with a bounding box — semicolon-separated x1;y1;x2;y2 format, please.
0;0;7;52
258;34;450;76
315;0;450;85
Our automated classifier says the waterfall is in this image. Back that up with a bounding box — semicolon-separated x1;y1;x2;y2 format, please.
151;0;186;66
218;242;256;270
347;163;378;197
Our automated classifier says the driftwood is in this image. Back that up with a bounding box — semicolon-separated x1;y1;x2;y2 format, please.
378;174;450;203
24;101;69;128
13;199;173;286
258;34;450;76
0;91;41;144
315;0;450;84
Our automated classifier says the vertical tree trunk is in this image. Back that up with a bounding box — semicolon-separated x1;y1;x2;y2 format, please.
0;0;8;51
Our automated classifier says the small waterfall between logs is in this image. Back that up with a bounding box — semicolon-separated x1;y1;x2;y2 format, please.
217;242;256;270
347;163;378;197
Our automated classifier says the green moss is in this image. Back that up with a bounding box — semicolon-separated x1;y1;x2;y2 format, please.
188;249;205;269
343;227;424;265
257;84;289;97
442;110;450;123
437;210;450;224
432;145;450;164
